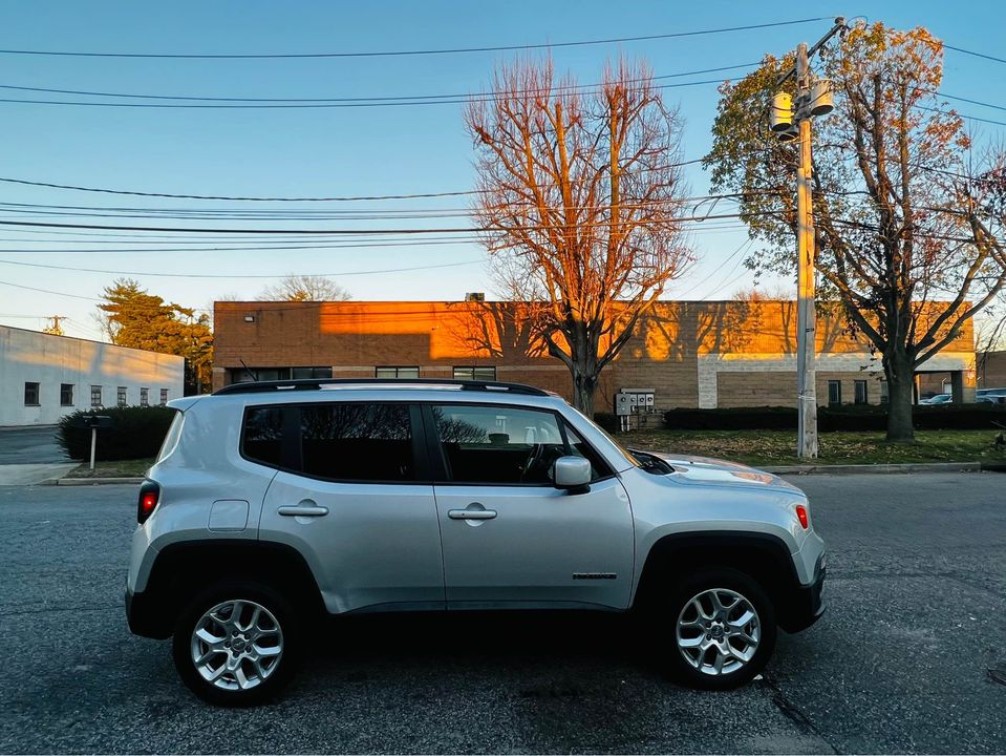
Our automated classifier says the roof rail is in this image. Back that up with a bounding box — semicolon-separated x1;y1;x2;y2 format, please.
214;378;550;397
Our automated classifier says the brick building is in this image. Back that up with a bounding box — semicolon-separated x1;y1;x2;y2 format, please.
213;299;976;411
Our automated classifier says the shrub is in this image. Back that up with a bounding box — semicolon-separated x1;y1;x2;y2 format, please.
663;404;1006;432
57;406;177;461
593;412;620;434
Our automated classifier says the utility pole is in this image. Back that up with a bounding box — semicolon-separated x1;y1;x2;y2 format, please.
795;42;818;459
43;315;66;336
772;17;845;459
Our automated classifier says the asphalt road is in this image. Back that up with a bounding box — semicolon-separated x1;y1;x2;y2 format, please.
1;473;1004;754
0;426;69;465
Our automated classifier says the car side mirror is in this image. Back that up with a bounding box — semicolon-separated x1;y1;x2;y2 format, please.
554;456;591;493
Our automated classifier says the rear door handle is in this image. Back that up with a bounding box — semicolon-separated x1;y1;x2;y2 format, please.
448;509;497;520
278;505;329;517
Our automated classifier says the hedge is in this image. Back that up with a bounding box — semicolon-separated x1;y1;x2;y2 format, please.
662;404;1006;432
57;406;177;462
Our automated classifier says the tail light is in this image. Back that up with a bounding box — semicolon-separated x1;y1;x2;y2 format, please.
137;481;161;525
795;503;810;530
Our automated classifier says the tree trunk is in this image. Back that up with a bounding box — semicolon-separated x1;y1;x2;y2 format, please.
884;351;916;442
571;367;598;416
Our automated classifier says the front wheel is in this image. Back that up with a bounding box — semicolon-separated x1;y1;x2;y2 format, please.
655;568;776;690
172;582;299;706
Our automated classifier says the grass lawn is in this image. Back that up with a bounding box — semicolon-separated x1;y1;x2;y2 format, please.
65;458;154;479
618;428;1006;467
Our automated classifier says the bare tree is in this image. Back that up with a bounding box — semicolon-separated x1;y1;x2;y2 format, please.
466;57;693;414
706;23;1006;441
259;274;351;302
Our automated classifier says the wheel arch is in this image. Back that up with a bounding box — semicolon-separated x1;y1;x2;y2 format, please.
136;539;326;639
633;531;801;623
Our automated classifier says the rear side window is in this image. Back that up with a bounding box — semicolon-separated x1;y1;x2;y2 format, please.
242;406;283;467
300;404;413;482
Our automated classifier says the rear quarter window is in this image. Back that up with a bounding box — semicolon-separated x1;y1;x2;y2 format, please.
156;410;185;463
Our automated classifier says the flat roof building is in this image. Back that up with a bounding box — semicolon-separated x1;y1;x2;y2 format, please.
212;299;976;412
0;325;185;426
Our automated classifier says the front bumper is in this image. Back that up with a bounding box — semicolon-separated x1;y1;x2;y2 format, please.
777;556;826;633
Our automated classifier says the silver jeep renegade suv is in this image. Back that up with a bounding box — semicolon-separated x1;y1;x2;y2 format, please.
126;379;825;705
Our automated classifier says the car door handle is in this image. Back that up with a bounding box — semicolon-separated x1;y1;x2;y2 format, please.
448;509;497;520
278;505;329;517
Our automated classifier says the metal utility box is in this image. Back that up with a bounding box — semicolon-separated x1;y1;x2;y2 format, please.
614;388;656;415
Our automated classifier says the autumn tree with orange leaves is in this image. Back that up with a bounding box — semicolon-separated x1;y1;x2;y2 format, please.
706;22;1006;441
466;58;693;414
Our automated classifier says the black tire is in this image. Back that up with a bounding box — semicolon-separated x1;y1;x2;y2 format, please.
650;567;776;690
172;581;300;706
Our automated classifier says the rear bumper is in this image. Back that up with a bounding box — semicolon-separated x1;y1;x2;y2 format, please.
125;585;173;639
777;556;826;633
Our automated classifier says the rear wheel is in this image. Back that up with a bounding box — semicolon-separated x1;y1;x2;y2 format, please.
172;581;299;706
652;567;776;690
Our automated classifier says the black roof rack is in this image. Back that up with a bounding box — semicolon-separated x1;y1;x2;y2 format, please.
214;378;550;397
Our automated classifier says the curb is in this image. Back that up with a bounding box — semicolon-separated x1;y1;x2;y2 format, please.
764;462;987;475
57;477;145;486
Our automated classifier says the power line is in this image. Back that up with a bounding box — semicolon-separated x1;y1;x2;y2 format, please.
0;76;734;108
0;210;768;235
0;257;485;279
0;19;832;59
0;62;759;104
945;44;1006;67
0;159;705;201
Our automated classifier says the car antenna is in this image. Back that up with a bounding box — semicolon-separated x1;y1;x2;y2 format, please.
239;358;259;382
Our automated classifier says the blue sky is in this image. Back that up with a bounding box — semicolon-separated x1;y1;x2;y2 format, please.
0;0;1003;341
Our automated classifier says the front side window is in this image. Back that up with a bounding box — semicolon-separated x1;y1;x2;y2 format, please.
60;383;74;406
140;388;149;407
159;389;169;406
453;366;496;381
117;386;128;407
432;404;565;485
90;385;102;408
24;382;40;406
301;403;413;482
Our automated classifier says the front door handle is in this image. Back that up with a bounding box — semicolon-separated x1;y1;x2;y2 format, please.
448;508;497;520
278;504;329;517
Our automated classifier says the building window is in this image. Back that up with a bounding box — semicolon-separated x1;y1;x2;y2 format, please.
117;386;128;407
291;367;333;380
827;380;842;407
24;382;40;406
228;366;332;384
140;388;149;407
375;366;420;379
60;383;74;407
854;380;868;405
879;381;889;404
453;366;497;382
90;385;102;408
159;389;169;406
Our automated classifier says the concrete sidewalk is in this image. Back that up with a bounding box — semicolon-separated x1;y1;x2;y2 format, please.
0;463;80;486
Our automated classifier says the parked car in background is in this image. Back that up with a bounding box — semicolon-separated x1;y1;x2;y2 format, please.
920;393;953;405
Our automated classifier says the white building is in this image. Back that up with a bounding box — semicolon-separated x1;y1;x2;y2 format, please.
0;326;185;426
